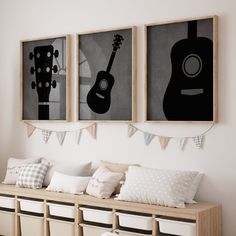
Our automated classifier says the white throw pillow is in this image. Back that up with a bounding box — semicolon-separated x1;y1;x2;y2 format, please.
117;166;198;208
2;157;42;184
16;159;50;189
86;166;123;199
43;161;92;186
185;173;203;203
46;172;91;195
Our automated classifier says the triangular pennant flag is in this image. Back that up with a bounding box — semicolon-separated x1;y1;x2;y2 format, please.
176;138;187;151
144;132;154;145
42;130;52;144
159;136;170;150
56;131;67;146
86;123;97;139
128;124;137;137
192;135;204;149
27;124;36;138
76;130;83;145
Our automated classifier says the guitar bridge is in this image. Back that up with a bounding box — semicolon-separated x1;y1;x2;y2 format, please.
95;93;105;99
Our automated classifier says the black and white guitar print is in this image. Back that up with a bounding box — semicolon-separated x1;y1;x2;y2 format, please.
87;34;124;114
163;20;213;121
29;45;59;120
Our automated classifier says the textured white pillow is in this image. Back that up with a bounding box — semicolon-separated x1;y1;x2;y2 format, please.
43;161;92;186
117;166;198;208
46;172;91;195
185;173;203;203
86;166;123;199
2;157;42;184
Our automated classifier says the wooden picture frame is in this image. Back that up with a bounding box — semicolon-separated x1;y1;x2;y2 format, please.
77;27;136;122
144;16;218;123
20;35;72;121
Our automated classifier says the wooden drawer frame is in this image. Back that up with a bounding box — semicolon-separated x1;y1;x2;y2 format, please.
0;184;221;236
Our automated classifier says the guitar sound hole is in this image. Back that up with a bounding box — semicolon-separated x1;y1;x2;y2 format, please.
99;79;108;90
182;54;202;78
36;53;40;58
38;82;42;88
45;82;50;87
47;52;51;57
37;68;41;73
46;67;50;72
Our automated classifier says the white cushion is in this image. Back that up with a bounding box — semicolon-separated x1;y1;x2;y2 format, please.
185;173;203;203
2;157;42;184
117;166;198;208
86;166;123;199
43;161;92;186
46;172;91;195
16;159;50;189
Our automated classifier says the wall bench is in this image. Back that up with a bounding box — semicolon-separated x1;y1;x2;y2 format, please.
0;184;221;236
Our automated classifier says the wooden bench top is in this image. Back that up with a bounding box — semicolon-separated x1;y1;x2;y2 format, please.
0;183;220;220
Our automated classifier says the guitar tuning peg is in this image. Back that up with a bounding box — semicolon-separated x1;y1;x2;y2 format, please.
52;65;58;73
29;52;34;60
54;50;59;58
31;81;36;89
51;80;57;88
30;67;35;74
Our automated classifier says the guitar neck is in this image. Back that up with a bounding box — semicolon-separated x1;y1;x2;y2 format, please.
106;51;117;73
188;20;197;39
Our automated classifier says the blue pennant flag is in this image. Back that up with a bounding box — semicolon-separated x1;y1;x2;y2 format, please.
144;132;154;145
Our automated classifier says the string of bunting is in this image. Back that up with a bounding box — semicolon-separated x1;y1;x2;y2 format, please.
25;122;97;146
127;123;215;150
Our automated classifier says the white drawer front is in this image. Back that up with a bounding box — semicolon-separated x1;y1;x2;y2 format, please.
0;211;15;236
80;207;113;224
47;203;74;219
116;212;153;231
49;219;74;236
0;196;15;209
18;199;44;214
157;218;196;236
81;224;112;236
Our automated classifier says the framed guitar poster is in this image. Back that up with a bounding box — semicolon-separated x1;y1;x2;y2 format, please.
145;16;218;122
77;27;136;121
21;35;72;121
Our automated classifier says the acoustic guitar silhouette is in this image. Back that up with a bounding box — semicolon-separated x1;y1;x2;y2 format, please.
87;34;124;114
163;20;213;121
29;45;59;120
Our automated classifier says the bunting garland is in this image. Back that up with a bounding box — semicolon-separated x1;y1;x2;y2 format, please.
127;123;215;150
25;122;97;146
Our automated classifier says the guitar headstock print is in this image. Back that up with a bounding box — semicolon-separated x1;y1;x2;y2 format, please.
22;36;70;121
79;28;135;121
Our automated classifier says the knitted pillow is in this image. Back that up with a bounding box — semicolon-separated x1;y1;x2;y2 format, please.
16;159;50;189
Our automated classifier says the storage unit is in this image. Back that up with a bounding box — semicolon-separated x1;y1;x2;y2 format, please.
19;214;44;236
48;218;74;236
0;195;15;209
18;198;44;214
47;202;74;219
156;218;196;236
80;224;112;236
116;212;153;231
0;184;222;236
80;206;113;224
0;210;15;236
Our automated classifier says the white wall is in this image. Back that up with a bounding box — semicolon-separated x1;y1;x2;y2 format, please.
0;0;235;235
